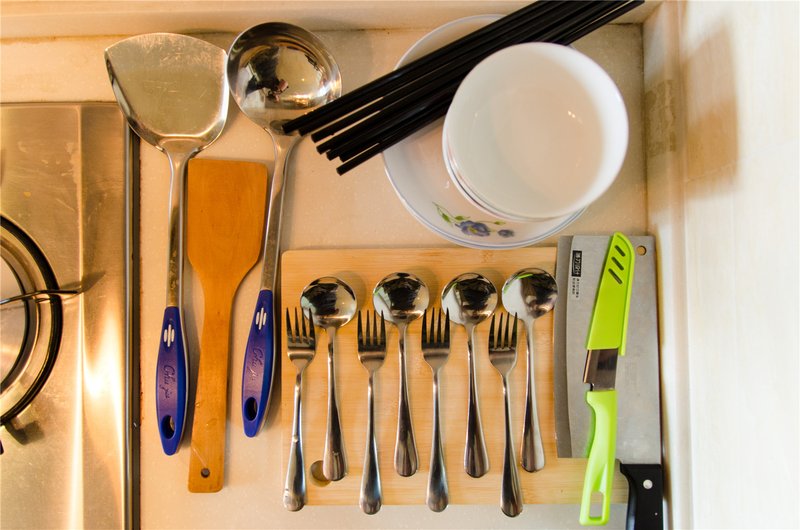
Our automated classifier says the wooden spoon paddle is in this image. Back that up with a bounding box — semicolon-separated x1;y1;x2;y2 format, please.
186;158;267;492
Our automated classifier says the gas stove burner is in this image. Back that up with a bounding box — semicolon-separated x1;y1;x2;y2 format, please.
0;216;64;426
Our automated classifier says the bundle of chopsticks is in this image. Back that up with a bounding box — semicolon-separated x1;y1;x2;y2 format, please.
282;0;643;175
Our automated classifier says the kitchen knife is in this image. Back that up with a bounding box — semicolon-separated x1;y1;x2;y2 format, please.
554;234;663;529
580;232;634;525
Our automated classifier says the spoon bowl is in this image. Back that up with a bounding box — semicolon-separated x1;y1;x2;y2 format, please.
441;272;497;478
373;272;430;477
372;272;430;325
501;268;558;472
502;268;558;319
441;272;498;327
230;23;342;438
300;276;356;481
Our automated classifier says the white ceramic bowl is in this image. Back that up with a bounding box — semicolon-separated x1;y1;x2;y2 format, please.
382;15;585;250
443;42;629;221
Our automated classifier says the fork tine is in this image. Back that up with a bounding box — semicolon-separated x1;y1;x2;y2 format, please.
372;310;378;346
489;313;496;349
294;307;302;341
444;309;450;344
379;311;386;346
503;312;510;348
511;313;518;347
421;309;428;345
299;307;307;339
308;309;316;343
435;308;442;344
285;308;293;342
357;310;364;346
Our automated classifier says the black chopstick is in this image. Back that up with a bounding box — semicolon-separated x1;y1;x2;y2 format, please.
333;87;457;162
310;0;593;145
283;0;568;135
329;1;633;168
303;0;644;174
559;0;643;44
334;98;452;175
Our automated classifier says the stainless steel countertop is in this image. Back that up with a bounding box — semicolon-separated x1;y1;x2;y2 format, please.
0;103;136;529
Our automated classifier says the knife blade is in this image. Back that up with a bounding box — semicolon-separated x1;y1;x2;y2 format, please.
554;234;663;529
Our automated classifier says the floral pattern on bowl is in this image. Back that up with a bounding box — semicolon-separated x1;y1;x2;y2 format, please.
435;203;515;238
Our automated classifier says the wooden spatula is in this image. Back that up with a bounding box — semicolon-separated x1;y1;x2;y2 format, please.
186;158;267;492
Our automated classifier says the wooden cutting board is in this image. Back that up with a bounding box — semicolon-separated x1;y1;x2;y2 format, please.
280;247;627;506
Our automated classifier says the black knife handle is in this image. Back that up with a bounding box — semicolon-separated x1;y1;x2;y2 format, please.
620;463;664;530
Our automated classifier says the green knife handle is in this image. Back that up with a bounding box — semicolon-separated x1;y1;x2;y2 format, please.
580;389;618;526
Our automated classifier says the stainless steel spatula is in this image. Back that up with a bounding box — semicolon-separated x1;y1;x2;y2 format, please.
105;33;229;455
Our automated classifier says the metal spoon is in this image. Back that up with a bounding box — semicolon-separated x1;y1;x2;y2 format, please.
441;272;497;478
501;268;558;472
228;23;342;437
300;276;357;481
372;272;429;477
105;33;229;456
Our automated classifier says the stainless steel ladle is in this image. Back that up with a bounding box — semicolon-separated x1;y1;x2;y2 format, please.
227;23;342;438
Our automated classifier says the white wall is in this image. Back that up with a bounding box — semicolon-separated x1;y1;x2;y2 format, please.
644;2;799;528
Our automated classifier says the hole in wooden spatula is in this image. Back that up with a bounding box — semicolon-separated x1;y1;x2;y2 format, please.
200;468;210;478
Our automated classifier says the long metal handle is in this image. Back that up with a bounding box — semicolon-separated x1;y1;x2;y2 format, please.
323;328;347;481
155;149;191;455
360;372;382;514
284;370;306;511
501;376;523;517
164;149;190;308
521;320;545;471
464;324;489;478
259;129;300;291
394;322;418;477
427;368;449;512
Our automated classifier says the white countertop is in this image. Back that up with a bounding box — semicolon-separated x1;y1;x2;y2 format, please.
1;15;647;529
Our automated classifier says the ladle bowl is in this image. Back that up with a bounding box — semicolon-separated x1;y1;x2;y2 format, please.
228;22;342;438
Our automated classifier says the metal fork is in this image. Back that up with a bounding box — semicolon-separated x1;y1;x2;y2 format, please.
421;308;450;512
356;310;387;515
283;308;316;511
488;312;524;517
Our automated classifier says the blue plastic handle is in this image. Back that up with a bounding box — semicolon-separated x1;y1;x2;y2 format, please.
241;289;276;437
155;306;187;455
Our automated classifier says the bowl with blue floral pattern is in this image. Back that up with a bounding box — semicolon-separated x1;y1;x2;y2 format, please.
382;15;583;249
